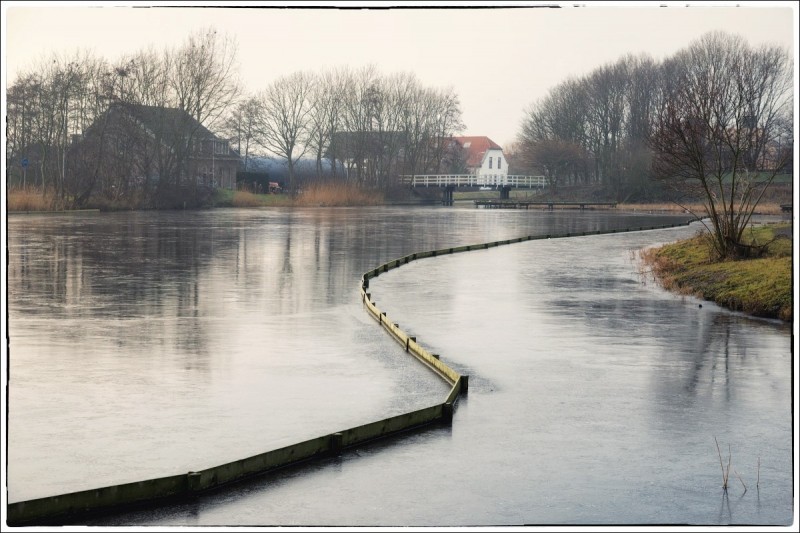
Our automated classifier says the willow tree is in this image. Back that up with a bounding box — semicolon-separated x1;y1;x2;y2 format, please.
650;31;792;259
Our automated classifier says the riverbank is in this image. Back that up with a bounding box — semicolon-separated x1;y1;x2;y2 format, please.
6;182;385;211
619;202;787;216
8;182;791;213
639;223;792;322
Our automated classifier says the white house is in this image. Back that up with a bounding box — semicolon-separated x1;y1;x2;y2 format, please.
452;136;507;180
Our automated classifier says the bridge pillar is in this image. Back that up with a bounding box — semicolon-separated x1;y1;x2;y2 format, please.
499;186;511;200
442;186;455;206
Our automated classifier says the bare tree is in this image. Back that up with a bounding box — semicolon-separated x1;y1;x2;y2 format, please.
168;28;240;191
519;54;664;196
255;71;315;191
6;52;111;206
620;54;660;199
525;139;587;192
169;27;239;128
336;65;374;183
306;68;346;180
222;96;263;172
584;61;628;196
6;73;40;187
519;77;591;187
650;31;793;259
423;86;465;174
108;49;173;201
118;48;171;108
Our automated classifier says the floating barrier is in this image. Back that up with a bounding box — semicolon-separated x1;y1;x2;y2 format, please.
8;217;696;525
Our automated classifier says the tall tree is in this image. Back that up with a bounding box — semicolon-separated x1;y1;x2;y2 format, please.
650;31;792;259
307;69;346;179
222;96;263;172
256;71;315;191
168;28;240;191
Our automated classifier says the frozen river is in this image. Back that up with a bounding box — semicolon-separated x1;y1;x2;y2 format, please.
5;207;794;526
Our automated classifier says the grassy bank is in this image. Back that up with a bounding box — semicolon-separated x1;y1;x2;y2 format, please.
10;183;788;214
620;202;786;216
640;223;792;322
213;189;292;207
6;181;385;212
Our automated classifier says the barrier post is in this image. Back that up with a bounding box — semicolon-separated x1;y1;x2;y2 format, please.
442;402;454;423
187;471;202;495
330;433;343;455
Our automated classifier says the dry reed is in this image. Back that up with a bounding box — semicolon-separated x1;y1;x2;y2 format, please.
715;436;730;491
7;187;56;212
757;457;760;488
733;468;747;493
293;181;384;207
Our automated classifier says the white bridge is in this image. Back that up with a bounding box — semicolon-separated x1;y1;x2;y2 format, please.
401;174;547;189
401;174;547;205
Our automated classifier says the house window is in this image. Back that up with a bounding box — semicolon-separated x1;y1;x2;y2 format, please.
214;141;227;155
498;157;502;169
489;157;493;169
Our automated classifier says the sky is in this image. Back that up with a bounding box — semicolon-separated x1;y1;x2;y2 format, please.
2;1;798;149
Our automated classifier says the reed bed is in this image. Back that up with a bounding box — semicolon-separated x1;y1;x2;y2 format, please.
293;181;384;207
7;187;57;212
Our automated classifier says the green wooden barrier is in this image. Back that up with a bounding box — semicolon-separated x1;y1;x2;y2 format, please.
8;218;696;525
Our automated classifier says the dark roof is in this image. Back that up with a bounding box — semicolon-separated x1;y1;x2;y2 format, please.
109;104;221;145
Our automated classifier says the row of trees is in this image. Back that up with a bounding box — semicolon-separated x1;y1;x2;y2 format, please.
513;53;662;199
6;29;465;207
515;31;793;259
514;32;792;204
223;65;465;191
6;28;240;208
650;32;793;259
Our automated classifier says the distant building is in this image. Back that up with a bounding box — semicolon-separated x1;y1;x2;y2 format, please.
448;136;507;177
82;103;239;190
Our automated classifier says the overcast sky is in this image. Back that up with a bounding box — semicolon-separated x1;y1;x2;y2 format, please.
3;1;797;149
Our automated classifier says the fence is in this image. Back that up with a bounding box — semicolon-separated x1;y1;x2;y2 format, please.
400;174;547;188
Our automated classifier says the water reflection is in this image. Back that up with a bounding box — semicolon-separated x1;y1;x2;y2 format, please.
8;208;790;525
361;227;791;525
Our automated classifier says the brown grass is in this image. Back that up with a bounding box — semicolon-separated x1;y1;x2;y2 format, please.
293;181;384;207
620;202;786;216
7;187;57;212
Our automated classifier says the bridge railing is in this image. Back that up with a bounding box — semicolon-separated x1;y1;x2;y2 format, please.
401;174;547;188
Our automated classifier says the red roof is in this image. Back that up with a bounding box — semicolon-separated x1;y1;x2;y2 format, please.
452;136;503;168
